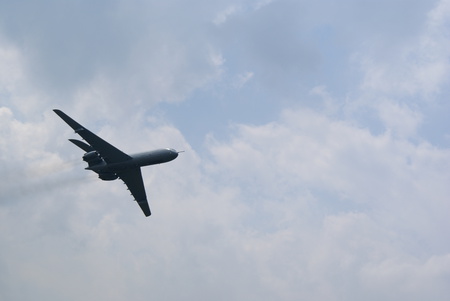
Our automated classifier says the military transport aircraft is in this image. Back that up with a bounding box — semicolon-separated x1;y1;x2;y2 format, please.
54;109;181;217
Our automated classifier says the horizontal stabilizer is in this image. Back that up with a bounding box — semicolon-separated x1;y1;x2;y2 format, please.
69;139;94;152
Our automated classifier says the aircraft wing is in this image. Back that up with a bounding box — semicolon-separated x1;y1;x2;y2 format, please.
117;168;151;217
53;109;131;163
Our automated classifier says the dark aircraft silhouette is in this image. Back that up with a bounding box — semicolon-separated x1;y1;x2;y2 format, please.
54;109;180;217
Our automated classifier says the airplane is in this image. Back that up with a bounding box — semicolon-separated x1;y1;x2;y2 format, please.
53;109;181;217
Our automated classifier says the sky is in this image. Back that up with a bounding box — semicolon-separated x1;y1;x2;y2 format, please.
1;0;450;300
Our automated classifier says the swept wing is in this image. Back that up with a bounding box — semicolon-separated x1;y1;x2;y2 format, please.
117;168;151;216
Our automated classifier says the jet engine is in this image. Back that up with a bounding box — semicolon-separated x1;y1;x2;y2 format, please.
98;172;118;181
82;151;103;166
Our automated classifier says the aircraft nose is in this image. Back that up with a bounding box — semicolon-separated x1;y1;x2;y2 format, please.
171;149;180;157
173;149;184;158
167;148;183;159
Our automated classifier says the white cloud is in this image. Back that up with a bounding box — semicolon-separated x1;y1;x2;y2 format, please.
207;108;450;249
357;0;450;98
310;85;341;115
1;0;450;300
4;101;449;300
233;71;254;88
377;101;423;138
213;5;241;25
0;41;23;92
0;39;47;117
202;108;450;299
254;0;275;10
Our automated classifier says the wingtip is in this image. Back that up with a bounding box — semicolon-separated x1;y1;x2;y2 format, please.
136;199;151;217
53;109;64;117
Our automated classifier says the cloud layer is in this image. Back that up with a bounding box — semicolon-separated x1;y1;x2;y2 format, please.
1;0;449;300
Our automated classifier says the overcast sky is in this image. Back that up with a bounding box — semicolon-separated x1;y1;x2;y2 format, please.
1;0;450;300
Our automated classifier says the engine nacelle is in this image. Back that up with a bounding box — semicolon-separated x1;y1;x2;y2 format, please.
98;172;118;181
82;151;103;166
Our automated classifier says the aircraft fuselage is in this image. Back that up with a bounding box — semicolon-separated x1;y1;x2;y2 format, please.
87;148;179;173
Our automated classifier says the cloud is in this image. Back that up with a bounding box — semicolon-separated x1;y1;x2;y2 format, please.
0;0;226;114
202;107;450;299
206;107;450;251
213;5;241;25
355;0;450;97
1;0;450;300
377;101;423;138
6;101;448;300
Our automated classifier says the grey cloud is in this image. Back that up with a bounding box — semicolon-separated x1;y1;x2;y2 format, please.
0;1;225;108
0;1;131;91
213;0;321;93
1;1;450;300
206;108;450;254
